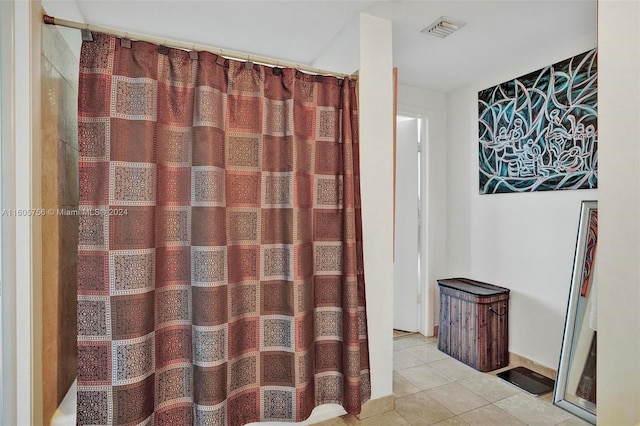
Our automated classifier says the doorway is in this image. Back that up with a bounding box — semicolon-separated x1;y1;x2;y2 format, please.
394;114;426;333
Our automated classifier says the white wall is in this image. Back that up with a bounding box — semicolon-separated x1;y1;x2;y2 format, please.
292;12;396;423
41;0;84;59
358;13;394;400
397;84;446;336
597;1;640;423
445;33;597;369
2;0;44;424
311;14;359;76
0;1;14;423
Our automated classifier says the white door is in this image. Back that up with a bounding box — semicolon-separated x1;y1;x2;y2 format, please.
394;117;420;332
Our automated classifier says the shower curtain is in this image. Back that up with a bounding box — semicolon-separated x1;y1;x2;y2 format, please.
76;32;370;425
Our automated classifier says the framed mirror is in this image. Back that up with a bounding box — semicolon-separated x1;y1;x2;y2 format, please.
554;200;597;424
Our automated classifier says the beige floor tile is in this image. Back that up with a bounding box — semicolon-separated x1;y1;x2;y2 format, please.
310;415;351;425
340;414;361;425
360;411;412;425
555;414;593;425
394;372;421;397
395;391;456;425
458;404;526;426
394;350;425;371
394;330;416;339
536;390;554;404
425;382;491;415
457;373;522;402
396;364;453;390
424;336;439;345
431;416;470;425
427;358;480;381
332;342;586;426
405;344;449;363
493;393;574;425
394;335;430;350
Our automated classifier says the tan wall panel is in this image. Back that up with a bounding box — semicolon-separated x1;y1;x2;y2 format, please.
41;22;79;425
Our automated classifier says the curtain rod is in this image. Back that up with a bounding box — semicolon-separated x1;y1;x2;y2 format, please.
43;14;353;79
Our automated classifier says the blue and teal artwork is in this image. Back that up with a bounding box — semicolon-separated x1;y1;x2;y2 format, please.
478;49;597;194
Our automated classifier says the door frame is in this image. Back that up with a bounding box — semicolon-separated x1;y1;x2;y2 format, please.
394;115;420;332
1;1;43;424
396;106;429;335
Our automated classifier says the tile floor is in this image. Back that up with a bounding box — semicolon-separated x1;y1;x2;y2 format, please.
315;334;591;426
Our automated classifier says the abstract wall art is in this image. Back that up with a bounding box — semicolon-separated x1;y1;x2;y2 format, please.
478;49;597;194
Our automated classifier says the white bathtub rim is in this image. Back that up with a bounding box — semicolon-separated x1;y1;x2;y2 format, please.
50;377;77;426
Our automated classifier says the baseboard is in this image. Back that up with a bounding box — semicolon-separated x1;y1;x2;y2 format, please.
356;394;395;420
508;352;557;380
433;325;439;337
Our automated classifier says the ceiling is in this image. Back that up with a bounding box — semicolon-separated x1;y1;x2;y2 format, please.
63;0;597;92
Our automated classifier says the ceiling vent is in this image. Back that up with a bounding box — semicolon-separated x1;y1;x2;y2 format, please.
421;16;466;38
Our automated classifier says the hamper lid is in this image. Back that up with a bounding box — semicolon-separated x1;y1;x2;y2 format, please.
437;278;509;296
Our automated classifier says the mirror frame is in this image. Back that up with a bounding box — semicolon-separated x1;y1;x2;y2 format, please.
553;200;597;424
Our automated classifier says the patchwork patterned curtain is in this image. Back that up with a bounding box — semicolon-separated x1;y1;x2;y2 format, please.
76;33;370;425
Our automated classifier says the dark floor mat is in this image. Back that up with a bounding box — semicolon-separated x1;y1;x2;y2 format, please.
497;366;555;395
